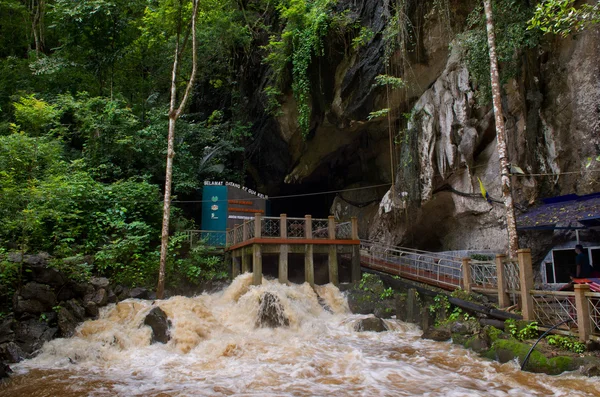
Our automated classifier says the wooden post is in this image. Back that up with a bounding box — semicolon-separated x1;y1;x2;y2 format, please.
242;222;248;241
574;284;592;342
351;217;359;240
279;214;288;284
350;216;361;283
254;213;262;238
328;216;338;286
225;228;230;247
305;215;314;286
495;254;510;308
462;258;472;292
232;255;240;278
252;244;262;286
241;250;250;273
518;248;534;321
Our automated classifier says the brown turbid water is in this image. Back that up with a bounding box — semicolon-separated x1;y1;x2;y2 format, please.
1;274;599;396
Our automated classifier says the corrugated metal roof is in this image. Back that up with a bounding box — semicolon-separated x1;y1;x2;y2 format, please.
517;193;600;230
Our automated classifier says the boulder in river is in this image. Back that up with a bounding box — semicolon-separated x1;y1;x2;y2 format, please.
57;307;78;337
0;342;25;363
255;292;289;328
92;288;108;307
143;307;171;344
354;316;388;332
130;287;150;300
0;361;11;379
422;327;451;342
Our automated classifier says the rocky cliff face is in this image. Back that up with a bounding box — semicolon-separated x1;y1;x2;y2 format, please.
247;0;600;255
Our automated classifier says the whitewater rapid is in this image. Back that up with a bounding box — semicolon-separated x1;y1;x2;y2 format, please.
1;274;599;396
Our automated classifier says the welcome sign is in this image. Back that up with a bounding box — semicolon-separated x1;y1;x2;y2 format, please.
201;181;269;237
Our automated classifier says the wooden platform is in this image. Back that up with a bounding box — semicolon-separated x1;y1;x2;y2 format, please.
226;214;360;286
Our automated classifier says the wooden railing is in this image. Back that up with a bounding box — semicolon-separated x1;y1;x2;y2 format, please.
225;214;359;247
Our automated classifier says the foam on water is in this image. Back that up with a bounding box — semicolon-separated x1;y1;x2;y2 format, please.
2;274;599;396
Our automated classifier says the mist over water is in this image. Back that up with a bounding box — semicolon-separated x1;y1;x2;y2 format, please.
1;274;599;397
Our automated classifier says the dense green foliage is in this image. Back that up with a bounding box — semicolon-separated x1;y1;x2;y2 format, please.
263;0;336;137
0;0;254;304
529;0;600;36
458;0;540;105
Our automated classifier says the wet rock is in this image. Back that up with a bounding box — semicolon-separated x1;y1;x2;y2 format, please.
90;277;110;290
15;319;50;353
56;287;76;302
57;307;78;337
255;292;289;328
0;317;15;344
0;342;25;363
20;282;56;309
117;286;130;301
72;282;95;299
13;296;47;315
0;362;11;378
354;316;388;332
64;300;85;321
143;307;170;344
129;287;150;300
84;301;99;318
450;322;469;334
422;327;451;342
92;289;108;307
28;266;65;288
581;363;600;377
107;288;117;304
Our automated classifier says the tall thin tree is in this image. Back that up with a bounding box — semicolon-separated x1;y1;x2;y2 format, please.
157;0;199;299
483;0;519;258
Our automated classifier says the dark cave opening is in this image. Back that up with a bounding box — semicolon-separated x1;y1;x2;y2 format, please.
269;181;337;218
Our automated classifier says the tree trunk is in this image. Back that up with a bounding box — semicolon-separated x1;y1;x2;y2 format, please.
483;0;519;258
157;0;199;299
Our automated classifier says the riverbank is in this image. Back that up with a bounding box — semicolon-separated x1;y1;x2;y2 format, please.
344;271;600;377
0;253;226;378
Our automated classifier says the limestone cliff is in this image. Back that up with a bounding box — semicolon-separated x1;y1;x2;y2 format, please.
246;0;600;256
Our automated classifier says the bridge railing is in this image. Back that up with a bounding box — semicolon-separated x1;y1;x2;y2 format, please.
359;241;463;290
225;214;359;247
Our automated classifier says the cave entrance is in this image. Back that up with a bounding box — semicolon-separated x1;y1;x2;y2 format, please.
269;181;336;218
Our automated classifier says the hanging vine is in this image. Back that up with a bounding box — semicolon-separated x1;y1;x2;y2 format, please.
263;0;336;138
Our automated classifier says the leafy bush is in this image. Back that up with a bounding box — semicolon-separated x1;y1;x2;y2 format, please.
546;334;585;354
505;319;539;340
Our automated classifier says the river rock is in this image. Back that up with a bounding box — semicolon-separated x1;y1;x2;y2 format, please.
56;287;76;302
422;327;451;342
13;296;47;315
20;282;56;309
57;307;78;337
90;277;110;290
107;288;117;303
354;316;388;332
72;282;95;298
92;289;108;307
130;287;150;300
0;317;15;344
14;318;55;354
0;342;25;363
84;301;99;318
64;300;85;321
31;267;65;288
0;362;11;379
143;307;170;344
255;292;289;328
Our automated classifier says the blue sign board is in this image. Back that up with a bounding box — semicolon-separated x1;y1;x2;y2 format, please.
201;185;228;234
